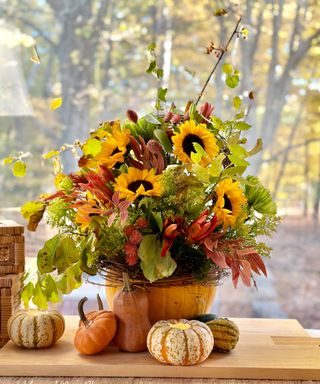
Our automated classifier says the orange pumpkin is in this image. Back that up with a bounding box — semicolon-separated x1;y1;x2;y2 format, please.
78;293;104;325
74;296;117;355
107;283;216;324
113;272;152;352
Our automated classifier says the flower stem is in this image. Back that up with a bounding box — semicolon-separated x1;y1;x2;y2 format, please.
195;17;242;106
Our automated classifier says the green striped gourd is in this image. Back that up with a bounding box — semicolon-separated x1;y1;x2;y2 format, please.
7;309;65;348
206;318;239;352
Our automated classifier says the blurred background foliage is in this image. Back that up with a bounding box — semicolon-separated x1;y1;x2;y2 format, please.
0;0;319;216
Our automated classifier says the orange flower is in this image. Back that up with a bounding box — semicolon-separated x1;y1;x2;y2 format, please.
186;210;218;243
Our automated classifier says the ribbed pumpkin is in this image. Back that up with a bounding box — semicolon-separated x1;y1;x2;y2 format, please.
147;319;213;366
206;318;240;352
7;309;65;349
107;283;216;324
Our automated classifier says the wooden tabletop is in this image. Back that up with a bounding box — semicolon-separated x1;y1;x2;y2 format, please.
0;318;319;383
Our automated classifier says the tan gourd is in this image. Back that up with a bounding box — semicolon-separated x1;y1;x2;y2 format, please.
147;319;213;365
113;272;152;352
7;309;65;348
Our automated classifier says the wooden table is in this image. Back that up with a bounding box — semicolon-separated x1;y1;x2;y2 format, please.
0;317;319;383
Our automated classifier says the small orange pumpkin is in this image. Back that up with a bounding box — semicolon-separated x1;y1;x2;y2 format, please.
74;296;117;355
78;294;104;325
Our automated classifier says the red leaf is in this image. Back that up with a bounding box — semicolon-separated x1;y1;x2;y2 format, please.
239;260;252;287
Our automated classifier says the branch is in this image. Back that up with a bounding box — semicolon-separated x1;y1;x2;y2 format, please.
195;17;242;106
263;138;320;163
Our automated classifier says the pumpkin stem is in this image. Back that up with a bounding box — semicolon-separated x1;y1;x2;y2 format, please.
78;297;90;327
96;294;104;310
122;272;131;292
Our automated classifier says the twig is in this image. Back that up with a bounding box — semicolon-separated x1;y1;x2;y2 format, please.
195;17;242;106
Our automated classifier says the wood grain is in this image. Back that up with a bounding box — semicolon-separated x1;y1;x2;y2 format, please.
0;317;319;380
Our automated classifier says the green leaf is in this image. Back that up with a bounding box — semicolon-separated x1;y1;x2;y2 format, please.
156;68;164;79
21;201;46;220
37;235;60;274
208;153;225;177
147;42;156;51
228;154;250;167
222;166;247;176
43;275;60;303
154;129;173;152
211;116;223;130
234;121;251;130
3;156;14;165
190;143;207;164
54;236;80;274
235;111;245;120
148;211;163;232
80;245;97;276
245;176;277;215
21;281;34;308
32;282;48;309
226;75;239;88
82;138;102;157
214;8;228;16
12;160;26;177
42;150;60;159
146;60;156;74
158;87;167;102
144;114;161;125
55;262;82;294
233;96;242;110
222;63;233;75
138;234;176;283
247;138;263;156
228;144;249;159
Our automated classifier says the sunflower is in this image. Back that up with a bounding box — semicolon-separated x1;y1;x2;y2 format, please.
114;167;162;201
213;178;247;230
172;120;219;166
94;125;131;169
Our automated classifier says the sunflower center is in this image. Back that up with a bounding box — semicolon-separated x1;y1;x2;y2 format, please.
182;134;205;157
128;180;153;193
111;147;121;156
224;195;233;211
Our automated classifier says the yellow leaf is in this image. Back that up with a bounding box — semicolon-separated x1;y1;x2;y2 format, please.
30;45;41;64
50;98;63;111
42;150;60;159
53;157;62;175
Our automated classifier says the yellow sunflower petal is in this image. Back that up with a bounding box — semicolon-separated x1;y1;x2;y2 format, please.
213;178;247;230
172;120;219;166
114;167;162;201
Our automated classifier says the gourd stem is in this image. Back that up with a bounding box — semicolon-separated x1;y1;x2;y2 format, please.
78;297;90;327
96;294;104;310
122;272;131;292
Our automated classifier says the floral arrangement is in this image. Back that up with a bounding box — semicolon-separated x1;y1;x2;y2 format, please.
19;37;279;309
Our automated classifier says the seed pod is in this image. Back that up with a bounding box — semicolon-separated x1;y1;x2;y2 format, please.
126;109;138;123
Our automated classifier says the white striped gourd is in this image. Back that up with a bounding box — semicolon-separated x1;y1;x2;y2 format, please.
206;318;239;352
7;309;65;348
147;319;213;366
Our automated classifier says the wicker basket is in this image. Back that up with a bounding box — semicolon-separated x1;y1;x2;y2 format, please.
0;220;24;276
0;274;22;346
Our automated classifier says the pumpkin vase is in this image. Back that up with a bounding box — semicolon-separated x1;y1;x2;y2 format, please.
106;283;216;324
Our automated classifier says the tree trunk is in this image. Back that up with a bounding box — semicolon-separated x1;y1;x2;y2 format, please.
312;155;320;222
